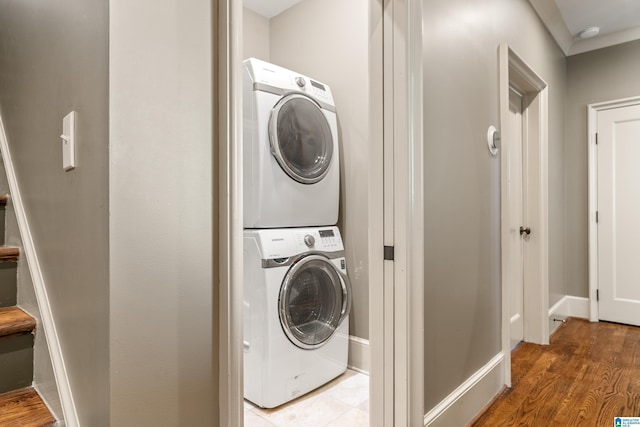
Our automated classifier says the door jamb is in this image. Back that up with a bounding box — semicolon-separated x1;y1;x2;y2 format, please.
499;44;549;387
218;0;243;425
382;0;425;425
587;96;640;323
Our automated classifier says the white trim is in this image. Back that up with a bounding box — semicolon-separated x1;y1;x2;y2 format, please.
218;0;244;425
548;295;590;319
385;0;425;425
569;27;640;56
510;313;521;325
0;115;79;426
528;0;640;57
548;296;590;334
566;296;590;319
368;0;387;425
499;44;550;387
347;336;370;375
587;96;640;324
423;353;505;427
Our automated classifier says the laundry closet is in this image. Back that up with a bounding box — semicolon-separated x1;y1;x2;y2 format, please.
241;0;372;424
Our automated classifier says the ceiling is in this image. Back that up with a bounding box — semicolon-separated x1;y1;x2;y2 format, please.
529;0;640;55
244;0;640;56
243;0;304;19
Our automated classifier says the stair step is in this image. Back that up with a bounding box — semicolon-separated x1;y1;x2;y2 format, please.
0;247;19;263
0;308;37;394
0;388;55;427
0;262;18;308
0;307;35;337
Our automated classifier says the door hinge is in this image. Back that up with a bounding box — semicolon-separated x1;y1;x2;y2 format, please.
596;211;599;223
596;289;599;301
595;133;598;145
383;246;395;261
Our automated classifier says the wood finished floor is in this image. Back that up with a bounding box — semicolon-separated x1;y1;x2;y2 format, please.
0;388;56;427
472;317;640;426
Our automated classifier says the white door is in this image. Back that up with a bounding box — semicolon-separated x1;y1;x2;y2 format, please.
508;87;525;348
597;104;640;326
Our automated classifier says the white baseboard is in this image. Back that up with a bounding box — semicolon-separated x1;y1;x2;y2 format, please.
548;295;590;335
424;353;504;427
0;114;78;426
347;335;370;375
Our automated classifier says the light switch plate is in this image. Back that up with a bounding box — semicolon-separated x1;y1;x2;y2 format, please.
61;111;76;171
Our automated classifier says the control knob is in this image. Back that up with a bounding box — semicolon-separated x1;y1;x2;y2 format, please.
295;77;306;88
303;234;315;247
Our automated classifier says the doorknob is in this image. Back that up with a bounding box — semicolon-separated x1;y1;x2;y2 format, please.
519;226;531;236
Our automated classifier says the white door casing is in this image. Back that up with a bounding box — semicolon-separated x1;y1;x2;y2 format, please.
588;96;640;323
594;103;640;326
508;87;525;349
499;44;549;387
380;0;425;425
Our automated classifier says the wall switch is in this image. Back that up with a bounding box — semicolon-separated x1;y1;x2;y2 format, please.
61;111;76;171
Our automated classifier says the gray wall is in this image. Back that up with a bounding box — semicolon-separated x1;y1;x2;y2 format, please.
0;1;110;424
243;7;271;61
265;0;371;340
109;0;217;425
565;40;640;298
422;0;566;411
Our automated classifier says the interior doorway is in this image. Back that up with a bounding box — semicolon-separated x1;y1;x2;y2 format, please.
499;44;550;386
219;1;424;425
507;86;525;349
588;97;640;327
239;0;380;425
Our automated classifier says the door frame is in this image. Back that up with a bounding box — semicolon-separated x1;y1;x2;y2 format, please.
382;0;425;425
587;96;640;322
506;86;525;349
217;0;424;425
499;44;549;386
218;0;244;424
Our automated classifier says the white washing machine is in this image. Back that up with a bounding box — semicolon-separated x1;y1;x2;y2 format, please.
243;226;351;408
243;58;340;228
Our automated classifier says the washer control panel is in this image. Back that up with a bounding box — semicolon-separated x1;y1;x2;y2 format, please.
294;227;342;251
245;58;335;108
290;75;333;105
253;226;344;259
317;229;338;247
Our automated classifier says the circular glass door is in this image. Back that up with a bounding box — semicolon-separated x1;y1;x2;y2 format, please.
269;94;334;184
279;255;349;349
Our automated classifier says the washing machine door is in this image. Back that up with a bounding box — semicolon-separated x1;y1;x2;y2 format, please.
269;93;334;185
279;254;351;349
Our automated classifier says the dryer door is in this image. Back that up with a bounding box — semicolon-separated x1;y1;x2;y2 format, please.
279;255;351;349
269;93;334;184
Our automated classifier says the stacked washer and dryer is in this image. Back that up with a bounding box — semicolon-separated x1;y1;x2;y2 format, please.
242;58;353;409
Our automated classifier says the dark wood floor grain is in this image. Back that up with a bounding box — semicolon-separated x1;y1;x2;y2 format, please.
471;318;640;426
0;388;55;426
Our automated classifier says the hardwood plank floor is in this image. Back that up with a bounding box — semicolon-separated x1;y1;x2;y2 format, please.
0;388;55;426
471;318;640;426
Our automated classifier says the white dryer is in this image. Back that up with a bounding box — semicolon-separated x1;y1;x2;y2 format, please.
243;226;351;408
243;58;340;228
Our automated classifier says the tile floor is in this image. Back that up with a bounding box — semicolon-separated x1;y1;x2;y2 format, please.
244;370;369;427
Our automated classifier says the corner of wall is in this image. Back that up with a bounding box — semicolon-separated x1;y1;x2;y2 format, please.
423;353;504;427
